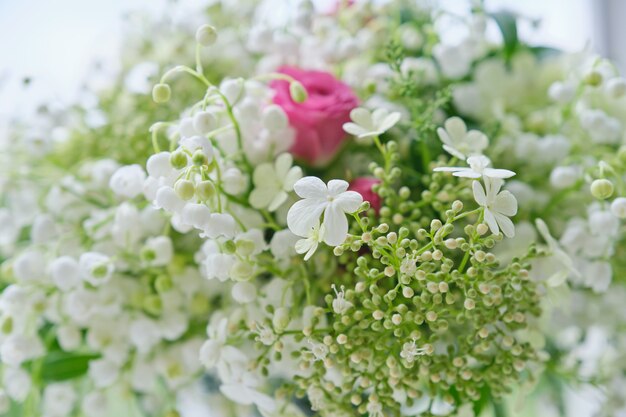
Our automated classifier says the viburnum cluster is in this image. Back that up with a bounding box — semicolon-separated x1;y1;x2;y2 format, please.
2;1;626;417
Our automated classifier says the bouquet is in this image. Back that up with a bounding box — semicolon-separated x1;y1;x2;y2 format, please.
1;1;626;416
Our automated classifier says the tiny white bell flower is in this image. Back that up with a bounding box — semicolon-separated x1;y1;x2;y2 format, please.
88;358;120;388
146;152;173;178
549;166;579;189
611;197;626;218
181;203;212;230
3;367;31;401
143;236;173;267
232;282;257;303
79;252;114;287
196;24;218;46
202;213;237;239
109;165;146;198
261;105;289;131
49;256;81;291
42;383;77;417
57;324;82;351
155;186;186;213
81;392;108;417
548;81;576;103
179;117;198;138
13;250;46;282
192;111;218;134
606;77;626;98
180;135;214;163
221;78;245;105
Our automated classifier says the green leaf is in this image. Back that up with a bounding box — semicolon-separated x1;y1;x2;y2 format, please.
41;352;100;382
490;11;519;61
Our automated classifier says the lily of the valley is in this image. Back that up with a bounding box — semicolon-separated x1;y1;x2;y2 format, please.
343;107;401;140
473;177;518;238
287;177;363;247
435;155;515;179
249;153;302;211
437;116;488;159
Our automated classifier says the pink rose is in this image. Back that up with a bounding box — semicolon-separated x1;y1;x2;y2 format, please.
349;177;381;213
271;66;358;166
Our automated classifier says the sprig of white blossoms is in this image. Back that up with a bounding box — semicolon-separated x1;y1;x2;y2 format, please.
435;155;515;179
287;177;363;250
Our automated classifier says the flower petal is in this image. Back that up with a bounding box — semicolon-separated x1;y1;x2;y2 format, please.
293;176;327;199
466;130;488;151
268;190;288;212
343;122;369;137
443;117;467;141
322;204;349;246
472;180;487;206
334;191;363;213
253;163;276;187
493;190;518;216
349;107;372;128
327;179;349;196
494;212;515;238
453;170;481;179
249;187;276;209
437;127;453;147
295;238;313;255
442;144;466;160
283;166;303;191
378;112;401;132
274;153;293;178
287;199;326;237
484;208;500;236
483;168;516;179
433;166;465;173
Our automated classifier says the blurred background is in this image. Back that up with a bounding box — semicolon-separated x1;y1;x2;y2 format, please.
0;0;624;117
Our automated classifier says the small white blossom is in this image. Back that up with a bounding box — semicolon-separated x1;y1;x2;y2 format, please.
255;323;277;346
79;252;114;286
249;153;302;211
142;236;173;267
400;339;428;363
42;383;77;417
109;165;146;198
343;107;401;140
435;155;515;179
287;177;363;246
436;117;488;160
611;197;626;219
49;256;81;291
473;178;518;238
294;221;325;261
331;284;353;314
308;339;329;361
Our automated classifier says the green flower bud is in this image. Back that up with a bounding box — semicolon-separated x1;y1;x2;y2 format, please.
174;180;195;200
169;151;188;170
590;178;614;200
152;83;171;103
196;24;218;46
143;294;163;316
289;81;308;103
192;149;207;166
196;180;216;201
584;70;603;87
155;275;173;293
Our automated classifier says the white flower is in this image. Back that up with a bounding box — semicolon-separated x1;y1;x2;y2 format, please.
308;339;329;361
472;178;518;238
400;339;428;363
199;317;228;369
0;335;44;366
343;107;401;140
142;236;173;267
49;256;81;291
201;213;238;239
436;117;488;160
129;318;162;354
331;284;353;314
611;197;626;218
249;153;302;211
232;282;257;303
79;252;114;286
435;155;515;179
287;177;363;246
535;219;580;287
13;250;46;282
3;367;31;401
254;323;277;346
88;358;120;388
57;324;82;351
42;383;77;417
549;166;580;189
81;392;108;417
109;165;146;198
294;221;325;261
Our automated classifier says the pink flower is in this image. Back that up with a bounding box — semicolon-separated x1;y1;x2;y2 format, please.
271;66;359;166
349;177;381;213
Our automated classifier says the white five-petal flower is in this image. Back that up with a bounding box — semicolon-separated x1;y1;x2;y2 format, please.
343;107;401;140
294;221;325;261
435;155;515;179
287;177;363;247
472;177;518;238
249;153;302;212
437;116;488;159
